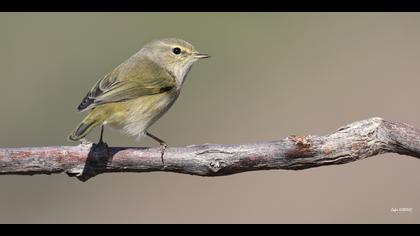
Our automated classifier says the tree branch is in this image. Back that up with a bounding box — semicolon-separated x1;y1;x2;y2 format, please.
1;117;419;182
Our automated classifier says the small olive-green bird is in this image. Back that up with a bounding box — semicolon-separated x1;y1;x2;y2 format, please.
69;38;209;155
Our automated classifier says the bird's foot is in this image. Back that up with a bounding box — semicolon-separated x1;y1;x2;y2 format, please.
160;143;167;168
90;140;110;164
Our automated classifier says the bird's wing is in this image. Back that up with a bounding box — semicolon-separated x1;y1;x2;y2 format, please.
77;59;177;111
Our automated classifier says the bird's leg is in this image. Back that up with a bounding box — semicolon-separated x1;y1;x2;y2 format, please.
146;132;167;167
98;125;105;145
91;125;109;162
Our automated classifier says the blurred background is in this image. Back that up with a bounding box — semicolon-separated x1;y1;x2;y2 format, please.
0;13;419;223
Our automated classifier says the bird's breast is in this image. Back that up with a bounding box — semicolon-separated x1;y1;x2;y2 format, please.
106;90;180;138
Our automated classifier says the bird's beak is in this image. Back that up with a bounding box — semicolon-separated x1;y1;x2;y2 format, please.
193;52;210;59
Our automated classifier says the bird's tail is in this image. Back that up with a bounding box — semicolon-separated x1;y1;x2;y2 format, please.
68;113;103;141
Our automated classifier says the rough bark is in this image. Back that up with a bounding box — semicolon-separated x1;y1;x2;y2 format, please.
0;117;419;182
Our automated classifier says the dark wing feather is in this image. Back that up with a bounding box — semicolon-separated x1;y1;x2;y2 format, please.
77;96;95;111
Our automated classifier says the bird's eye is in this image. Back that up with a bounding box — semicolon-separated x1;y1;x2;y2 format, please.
172;47;182;55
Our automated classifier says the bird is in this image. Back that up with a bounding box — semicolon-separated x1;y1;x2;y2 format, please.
68;38;210;163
